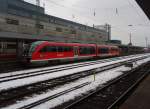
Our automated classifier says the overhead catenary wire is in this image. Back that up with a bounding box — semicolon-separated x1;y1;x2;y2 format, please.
45;0;126;22
30;0;150;28
45;0;149;26
42;0;150;37
33;1;150;36
45;0;102;26
126;0;149;25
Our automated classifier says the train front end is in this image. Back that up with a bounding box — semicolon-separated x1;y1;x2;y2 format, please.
22;41;45;65
22;44;35;65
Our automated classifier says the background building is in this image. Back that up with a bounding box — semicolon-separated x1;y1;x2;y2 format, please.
0;0;109;60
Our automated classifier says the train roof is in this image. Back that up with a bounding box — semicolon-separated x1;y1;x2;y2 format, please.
31;41;120;48
97;44;118;48
31;41;96;47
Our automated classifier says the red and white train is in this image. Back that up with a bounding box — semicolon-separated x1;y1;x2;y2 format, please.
23;41;120;65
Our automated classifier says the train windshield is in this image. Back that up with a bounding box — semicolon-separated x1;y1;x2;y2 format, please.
28;41;45;56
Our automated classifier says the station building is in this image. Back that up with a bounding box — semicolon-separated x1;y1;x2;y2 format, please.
0;0;110;60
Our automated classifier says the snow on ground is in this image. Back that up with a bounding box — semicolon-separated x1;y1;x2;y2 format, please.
0;56;113;78
2;66;128;109
2;55;150;109
0;54;141;78
27;56;150;109
0;54;149;91
135;56;150;66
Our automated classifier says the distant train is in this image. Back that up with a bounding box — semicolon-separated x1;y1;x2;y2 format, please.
23;41;120;65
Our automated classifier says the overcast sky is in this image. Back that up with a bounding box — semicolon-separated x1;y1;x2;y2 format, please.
25;0;150;47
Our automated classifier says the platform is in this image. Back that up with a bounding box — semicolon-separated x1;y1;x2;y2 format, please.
119;74;150;109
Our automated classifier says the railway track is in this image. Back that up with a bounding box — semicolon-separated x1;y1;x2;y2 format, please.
0;54;149;109
0;54;148;93
0;54;147;74
0;59;124;108
17;82;91;109
61;61;150;109
0;58;113;83
0;54;146;83
0;61;24;73
0;55;129;74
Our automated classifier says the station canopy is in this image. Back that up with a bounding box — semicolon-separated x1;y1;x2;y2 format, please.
136;0;150;20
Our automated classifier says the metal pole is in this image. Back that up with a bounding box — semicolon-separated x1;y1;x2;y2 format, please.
145;37;148;48
130;33;131;44
128;33;132;46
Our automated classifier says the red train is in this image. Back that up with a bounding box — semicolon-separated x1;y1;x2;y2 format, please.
23;41;120;65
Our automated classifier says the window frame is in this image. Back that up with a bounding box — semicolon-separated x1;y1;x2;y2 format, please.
6;18;19;25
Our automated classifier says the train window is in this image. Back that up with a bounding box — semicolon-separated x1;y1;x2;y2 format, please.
64;46;69;52
47;46;57;52
39;46;58;53
51;46;57;52
79;47;85;55
79;46;95;55
57;46;63;52
88;47;96;54
98;47;109;54
90;47;96;54
39;46;74;53
6;18;19;25
68;46;73;51
63;46;73;52
40;46;47;53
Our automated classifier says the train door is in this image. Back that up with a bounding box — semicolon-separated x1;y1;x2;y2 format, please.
74;46;78;57
57;46;64;58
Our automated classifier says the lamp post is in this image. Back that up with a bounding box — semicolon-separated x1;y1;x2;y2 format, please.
145;37;148;48
128;33;132;46
128;25;133;46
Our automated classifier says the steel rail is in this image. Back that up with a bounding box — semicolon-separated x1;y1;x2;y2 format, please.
0;60;124;103
63;61;150;109
17;82;91;109
0;54;147;83
0;55;148;108
0;58;118;82
107;67;150;109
